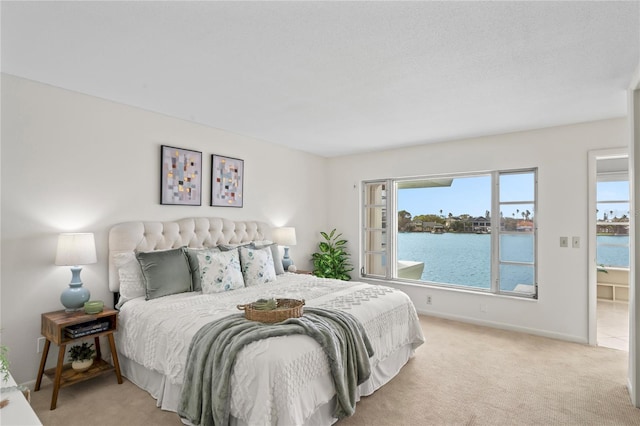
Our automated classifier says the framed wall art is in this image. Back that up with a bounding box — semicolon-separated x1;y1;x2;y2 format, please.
160;145;202;205
211;154;244;207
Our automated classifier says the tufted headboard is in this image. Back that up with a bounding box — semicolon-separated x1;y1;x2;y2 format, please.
108;217;272;292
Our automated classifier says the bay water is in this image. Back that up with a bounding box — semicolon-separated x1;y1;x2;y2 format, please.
397;233;629;289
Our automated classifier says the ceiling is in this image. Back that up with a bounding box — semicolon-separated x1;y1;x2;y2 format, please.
2;1;639;158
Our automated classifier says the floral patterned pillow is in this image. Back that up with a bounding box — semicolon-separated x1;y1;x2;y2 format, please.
197;248;244;294
239;246;277;286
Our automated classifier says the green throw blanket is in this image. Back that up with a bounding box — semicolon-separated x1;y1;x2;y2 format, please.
177;307;374;426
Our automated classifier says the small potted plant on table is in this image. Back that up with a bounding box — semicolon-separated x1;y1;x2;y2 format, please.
68;342;95;372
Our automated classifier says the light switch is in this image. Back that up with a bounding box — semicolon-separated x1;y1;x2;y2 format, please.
560;237;568;248
572;236;580;248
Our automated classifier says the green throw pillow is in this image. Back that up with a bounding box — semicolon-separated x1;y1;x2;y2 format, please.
136;247;193;300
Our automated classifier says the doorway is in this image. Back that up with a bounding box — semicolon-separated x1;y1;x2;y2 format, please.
589;149;630;350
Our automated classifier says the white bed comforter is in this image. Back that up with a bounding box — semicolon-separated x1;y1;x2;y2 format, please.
115;273;424;425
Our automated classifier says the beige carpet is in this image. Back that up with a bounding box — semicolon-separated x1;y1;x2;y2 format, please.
30;315;640;425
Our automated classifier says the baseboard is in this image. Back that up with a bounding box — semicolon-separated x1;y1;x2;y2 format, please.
20;378;37;390
416;309;588;344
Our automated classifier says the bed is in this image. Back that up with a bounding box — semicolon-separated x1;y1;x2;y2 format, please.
109;217;424;425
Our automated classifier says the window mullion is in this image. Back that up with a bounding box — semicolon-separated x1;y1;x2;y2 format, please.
491;171;500;293
388;180;396;280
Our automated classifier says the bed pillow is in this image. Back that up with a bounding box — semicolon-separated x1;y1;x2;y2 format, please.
250;242;285;275
218;242;252;252
185;247;221;291
136;247;193;300
239;246;277;286
197;248;245;294
252;239;274;247
113;252;146;309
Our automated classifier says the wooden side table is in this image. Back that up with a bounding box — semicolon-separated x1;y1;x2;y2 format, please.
34;308;123;410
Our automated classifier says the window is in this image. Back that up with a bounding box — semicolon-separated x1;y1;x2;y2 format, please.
363;182;387;277
596;178;629;268
362;169;537;298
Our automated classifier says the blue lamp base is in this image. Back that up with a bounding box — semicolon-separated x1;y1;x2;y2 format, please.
282;247;294;271
61;266;91;312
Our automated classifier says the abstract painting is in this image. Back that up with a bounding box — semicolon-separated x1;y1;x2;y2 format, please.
160;145;202;205
211;154;244;207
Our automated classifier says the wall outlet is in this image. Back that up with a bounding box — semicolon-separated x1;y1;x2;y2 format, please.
37;336;46;353
480;303;487;313
426;295;432;305
560;237;568;248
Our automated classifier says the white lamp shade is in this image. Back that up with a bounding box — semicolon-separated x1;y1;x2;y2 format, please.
55;233;97;266
272;227;297;246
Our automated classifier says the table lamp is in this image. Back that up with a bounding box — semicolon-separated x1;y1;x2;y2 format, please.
55;233;97;312
272;227;297;271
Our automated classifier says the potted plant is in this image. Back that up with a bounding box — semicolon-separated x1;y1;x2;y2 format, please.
68;342;95;372
0;343;8;382
311;229;353;281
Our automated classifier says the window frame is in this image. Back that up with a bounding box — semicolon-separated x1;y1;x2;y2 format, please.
595;176;630;268
362;168;538;299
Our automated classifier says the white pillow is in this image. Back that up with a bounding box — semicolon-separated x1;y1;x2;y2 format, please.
239;246;277;286
185;246;221;292
113;252;145;308
197;248;244;294
251;242;284;275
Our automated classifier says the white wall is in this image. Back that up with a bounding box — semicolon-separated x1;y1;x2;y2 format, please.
0;74;328;383
327;118;628;343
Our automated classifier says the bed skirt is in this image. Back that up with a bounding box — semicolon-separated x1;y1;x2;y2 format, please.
117;342;417;425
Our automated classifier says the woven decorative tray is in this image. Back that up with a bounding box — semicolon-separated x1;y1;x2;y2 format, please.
237;298;305;323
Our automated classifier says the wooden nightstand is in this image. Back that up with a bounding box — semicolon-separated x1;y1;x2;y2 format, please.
34;308;123;410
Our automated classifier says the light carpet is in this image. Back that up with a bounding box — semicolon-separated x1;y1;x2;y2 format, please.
30;315;640;425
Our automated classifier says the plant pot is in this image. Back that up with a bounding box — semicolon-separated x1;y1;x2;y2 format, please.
71;359;93;372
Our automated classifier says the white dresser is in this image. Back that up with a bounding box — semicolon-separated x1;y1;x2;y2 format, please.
0;372;42;426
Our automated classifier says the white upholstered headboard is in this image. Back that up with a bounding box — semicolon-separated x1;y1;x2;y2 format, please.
108;217;272;292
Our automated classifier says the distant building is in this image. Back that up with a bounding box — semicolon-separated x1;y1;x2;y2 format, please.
471;216;490;233
414;221;442;232
516;220;534;232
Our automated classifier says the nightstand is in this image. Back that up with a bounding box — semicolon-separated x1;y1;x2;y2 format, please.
34;308;123;410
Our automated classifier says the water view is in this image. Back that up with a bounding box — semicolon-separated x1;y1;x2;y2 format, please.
398;233;629;289
597;235;630;267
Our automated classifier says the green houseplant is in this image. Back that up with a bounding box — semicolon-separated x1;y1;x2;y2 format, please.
0;344;8;382
311;229;353;281
68;342;96;372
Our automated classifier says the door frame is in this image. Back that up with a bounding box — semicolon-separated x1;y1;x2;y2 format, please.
628;64;640;407
588;148;629;346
